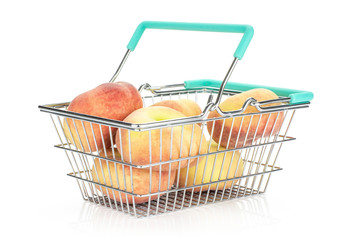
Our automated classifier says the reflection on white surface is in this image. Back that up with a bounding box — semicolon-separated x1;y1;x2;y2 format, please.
70;195;279;234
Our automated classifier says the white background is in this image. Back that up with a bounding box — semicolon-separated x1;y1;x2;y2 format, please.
1;0;359;239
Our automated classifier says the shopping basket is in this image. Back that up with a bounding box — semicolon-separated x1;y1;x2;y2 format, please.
38;21;313;217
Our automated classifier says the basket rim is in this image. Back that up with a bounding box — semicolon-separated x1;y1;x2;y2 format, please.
39;103;308;132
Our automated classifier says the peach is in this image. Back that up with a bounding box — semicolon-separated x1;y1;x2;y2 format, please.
151;99;202;117
115;106;208;171
207;88;284;148
91;149;176;204
63;82;142;152
177;141;244;192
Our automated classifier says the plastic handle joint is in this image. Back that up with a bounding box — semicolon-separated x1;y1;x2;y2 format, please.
127;21;254;60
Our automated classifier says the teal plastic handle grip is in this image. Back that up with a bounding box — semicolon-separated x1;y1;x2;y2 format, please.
184;79;313;104
127;21;254;60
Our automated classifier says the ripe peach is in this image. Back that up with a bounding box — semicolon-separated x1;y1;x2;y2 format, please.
63;82;142;152
91;149;176;204
177;141;244;192
151;99;202;117
115;106;208;171
207;88;284;148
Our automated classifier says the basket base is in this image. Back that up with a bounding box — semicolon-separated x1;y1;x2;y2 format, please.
86;184;263;218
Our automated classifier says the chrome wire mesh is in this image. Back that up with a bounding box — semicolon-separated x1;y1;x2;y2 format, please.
43;89;299;217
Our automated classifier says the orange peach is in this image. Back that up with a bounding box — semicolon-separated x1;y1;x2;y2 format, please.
207;88;284;148
91;149;176;204
115;106;208;171
63;82;142;152
151;99;202;117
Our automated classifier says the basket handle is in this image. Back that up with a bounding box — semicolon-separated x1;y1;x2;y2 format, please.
127;21;254;60
184;79;314;105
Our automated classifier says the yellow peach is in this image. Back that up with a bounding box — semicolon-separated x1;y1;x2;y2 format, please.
115;106;208;171
177;141;244;192
91;149;176;204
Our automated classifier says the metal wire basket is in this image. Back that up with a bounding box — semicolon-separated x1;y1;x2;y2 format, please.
39;21;313;217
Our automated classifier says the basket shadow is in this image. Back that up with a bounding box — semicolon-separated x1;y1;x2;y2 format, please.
71;194;279;234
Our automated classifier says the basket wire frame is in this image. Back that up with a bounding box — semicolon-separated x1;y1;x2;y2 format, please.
46;89;297;217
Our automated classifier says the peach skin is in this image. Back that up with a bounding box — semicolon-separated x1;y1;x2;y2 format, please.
177;141;244;192
63;82;142;152
91;149;176;204
151;99;202;117
115;106;208;171
207;88;284;148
